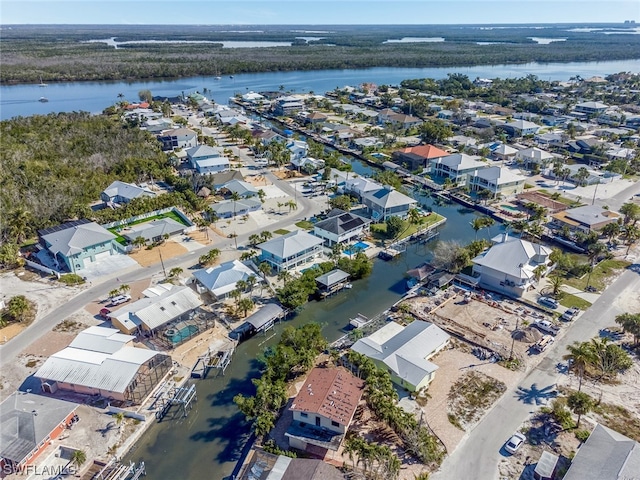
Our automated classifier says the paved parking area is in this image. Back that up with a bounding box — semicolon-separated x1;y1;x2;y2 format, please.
78;254;138;282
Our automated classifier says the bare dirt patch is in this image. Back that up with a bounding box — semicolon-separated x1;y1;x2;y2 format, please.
0;322;27;344
128;242;187;268
186;229;212;245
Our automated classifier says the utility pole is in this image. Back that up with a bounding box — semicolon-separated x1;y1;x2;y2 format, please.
158;249;167;279
509;315;520;361
591;181;599;205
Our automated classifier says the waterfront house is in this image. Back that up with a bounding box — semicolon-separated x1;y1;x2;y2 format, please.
291;156;325;174
562;424;640;480
0;392;78;475
121;217;188;245
469;166;527;198
362;186;417;221
100;180;156;206
192;260;261;300
186;145;230;175
258;230;323;272
392;144;448;171
287;139;309;161
514;147;555;169
344;176;383;200
312;209;371;246
351;320;450;392
158;127;197;151
237;450;345;480
315;269;350;296
550;205;621;233
304;111;329;124
38;219;121;273
430;153;488;186
274;96;305;116
251;128;285;146
34;326;172;404
229;303;285;342
472;234;552;297
286;367;364;452
110;284;203;336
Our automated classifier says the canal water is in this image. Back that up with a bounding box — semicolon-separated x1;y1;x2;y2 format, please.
124;193;487;479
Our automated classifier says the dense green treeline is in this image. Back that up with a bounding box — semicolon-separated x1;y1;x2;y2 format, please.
2;24;639;84
0;113;171;240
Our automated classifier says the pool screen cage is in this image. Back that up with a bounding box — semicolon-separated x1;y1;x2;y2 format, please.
156;311;216;349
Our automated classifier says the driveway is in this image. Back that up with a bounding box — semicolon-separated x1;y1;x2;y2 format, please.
432;266;640;480
77;253;138;281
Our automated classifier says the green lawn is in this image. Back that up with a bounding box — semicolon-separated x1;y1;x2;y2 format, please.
370;213;445;241
537;190;582;206
274;229;290;235
108;210;190;245
295;220;314;230
558;293;592;310
564;259;631;291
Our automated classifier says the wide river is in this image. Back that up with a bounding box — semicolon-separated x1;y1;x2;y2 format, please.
2;59;640;120
5;60;636;478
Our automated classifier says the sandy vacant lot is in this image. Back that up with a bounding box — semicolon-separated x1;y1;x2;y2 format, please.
128;241;188;267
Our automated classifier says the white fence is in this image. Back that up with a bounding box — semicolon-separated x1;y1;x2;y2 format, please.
24;259;60;278
101;206;194;230
107;405;147;422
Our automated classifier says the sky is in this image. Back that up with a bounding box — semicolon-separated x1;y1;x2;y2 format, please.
1;0;638;25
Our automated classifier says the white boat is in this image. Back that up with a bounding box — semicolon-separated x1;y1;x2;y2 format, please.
38;97;49;103
39;76;47;87
344;283;353;289
214;76;222;80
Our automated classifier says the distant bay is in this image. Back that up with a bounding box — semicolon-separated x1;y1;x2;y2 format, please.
2;59;640;121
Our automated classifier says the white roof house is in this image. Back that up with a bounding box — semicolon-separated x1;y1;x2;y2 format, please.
258;230;323;272
344;176;383;198
34;326;172;403
470;166;527;197
110;285;203;334
362;187;417;221
431;153;488;186
192;260;260;299
504;119;540;136
515;147;554;167
472;235;552;297
220;179;258;197
100;181;156;205
351;320;450;391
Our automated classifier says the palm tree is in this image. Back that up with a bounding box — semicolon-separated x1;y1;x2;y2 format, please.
470;217;484;240
408;207;422;226
7;296;30;322
119;284;130;295
235;279;248;295
169;267;183;278
133;236;146;250
482;216;495;239
108;289;121;300
69;449;87;470
259;231;273;242
548;272;564;298
585;242;606;288
229;288;242;307
5;208;33;244
277;270;292;286
259;262;271;281
601;221;622;243
230;191;241;217
238;298;255;317
624;224;640;255
246;275;257;294
563;341;594;391
567;391;594;428
257;189;266;204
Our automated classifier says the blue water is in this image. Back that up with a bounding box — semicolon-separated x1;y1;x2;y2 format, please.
3;59;640;120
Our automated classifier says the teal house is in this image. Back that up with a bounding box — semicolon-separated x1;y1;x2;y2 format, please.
39;219;120;273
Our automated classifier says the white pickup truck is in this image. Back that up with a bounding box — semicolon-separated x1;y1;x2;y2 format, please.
533;319;560;336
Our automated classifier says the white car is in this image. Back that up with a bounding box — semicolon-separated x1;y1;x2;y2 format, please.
110;294;131;306
504;432;526;454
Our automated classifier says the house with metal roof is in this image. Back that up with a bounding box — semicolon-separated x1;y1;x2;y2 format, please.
229;303;285;342
121;217;189;244
286;367;364;452
574;101;609;115
158;127;198;150
0;392;78;475
472;234;552;297
551;205;621;233
491;144;519;162
110;284;203;335
34;326;172;404
219;179;258;198
312;209;371;246
237;449;346;480
258;230;323;272
186;145;230;174
563;424;640;480
351;320;450;392
100;180;156;205
38;219;121;273
469;166;527;198
431;153;489;186
514;147;555;169
344;176;383;200
192;260;260;299
210;198;261;219
362;186;417;221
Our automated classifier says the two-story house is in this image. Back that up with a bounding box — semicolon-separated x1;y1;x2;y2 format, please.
312;209;371;247
186;145;230;174
158;127;198;151
362;186;417;221
430;153;488;186
469;166;527;198
258;230;323;272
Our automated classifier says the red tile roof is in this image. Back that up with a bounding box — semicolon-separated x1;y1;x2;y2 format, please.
398;144;448;159
291;367;364;426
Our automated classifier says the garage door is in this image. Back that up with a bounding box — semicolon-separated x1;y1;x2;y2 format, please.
95;250;113;260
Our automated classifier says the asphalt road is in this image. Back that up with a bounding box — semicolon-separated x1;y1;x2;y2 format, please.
432;265;640;480
0;171;323;366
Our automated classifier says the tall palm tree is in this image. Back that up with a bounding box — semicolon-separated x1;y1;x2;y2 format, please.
277;270;292;286
563;341;594;391
408;207;422;226
230;191;241;218
624;224;640;255
471;217;484;240
259;262;271;281
585;242;606;288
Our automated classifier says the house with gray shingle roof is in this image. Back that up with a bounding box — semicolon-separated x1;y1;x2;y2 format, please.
0;392;78;474
186;145;230;174
121;217;188;244
38;219;120;272
258;230;323;272
362;187;417;221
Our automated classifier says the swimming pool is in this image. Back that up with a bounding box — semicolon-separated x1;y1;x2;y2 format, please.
500;204;520;212
168;324;199;344
344;241;370;256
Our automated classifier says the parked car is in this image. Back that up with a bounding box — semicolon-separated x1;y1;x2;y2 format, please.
538;296;559;309
533;319;560;336
99;308;111;319
561;307;580;322
504;432;527;454
110;294;131;306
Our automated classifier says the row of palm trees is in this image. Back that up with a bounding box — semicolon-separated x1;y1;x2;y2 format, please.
108;284;130;300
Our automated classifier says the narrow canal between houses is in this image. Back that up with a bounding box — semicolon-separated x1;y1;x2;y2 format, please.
124;191;489;478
